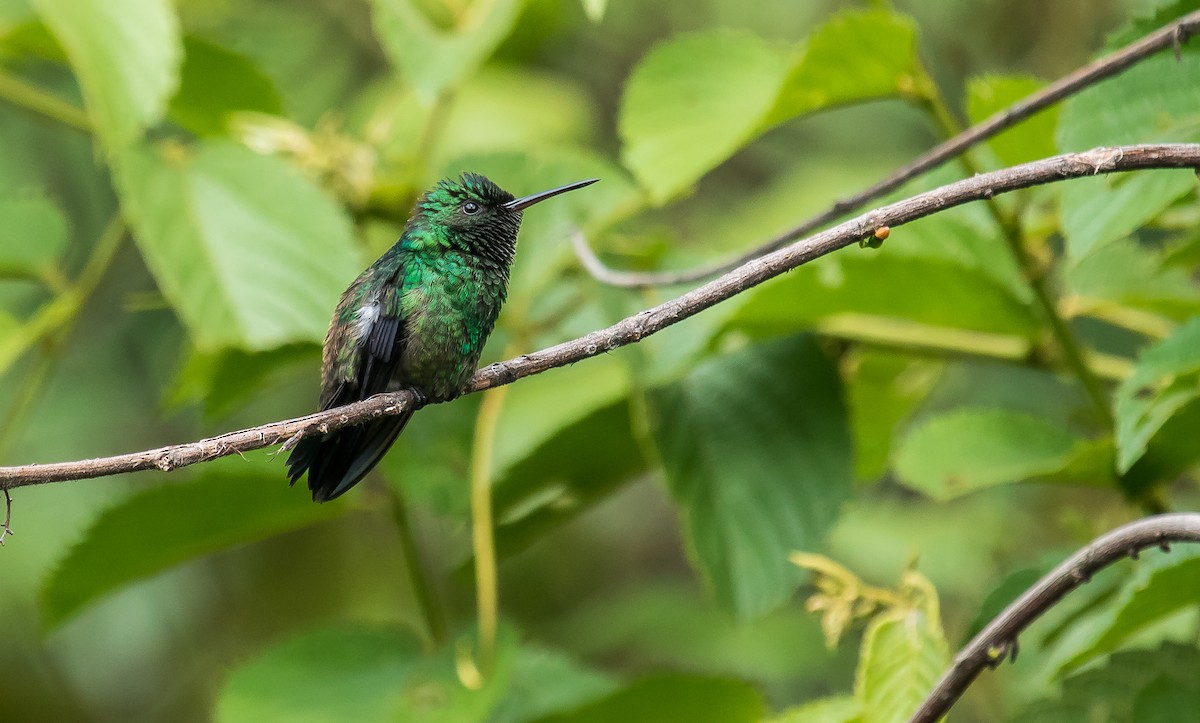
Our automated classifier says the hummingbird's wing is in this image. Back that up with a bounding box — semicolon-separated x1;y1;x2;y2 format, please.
287;267;412;501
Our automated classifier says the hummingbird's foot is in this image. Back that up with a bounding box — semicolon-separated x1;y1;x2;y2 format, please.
407;387;429;408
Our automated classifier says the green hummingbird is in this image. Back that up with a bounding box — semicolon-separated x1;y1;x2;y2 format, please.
287;173;598;502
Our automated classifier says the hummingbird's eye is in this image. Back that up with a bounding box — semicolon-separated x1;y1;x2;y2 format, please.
462;201;481;215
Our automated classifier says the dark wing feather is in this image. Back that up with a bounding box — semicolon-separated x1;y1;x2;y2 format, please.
286;272;412;501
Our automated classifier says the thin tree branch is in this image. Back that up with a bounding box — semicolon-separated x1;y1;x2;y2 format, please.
576;10;1200;287
909;513;1200;723
1;143;1198;489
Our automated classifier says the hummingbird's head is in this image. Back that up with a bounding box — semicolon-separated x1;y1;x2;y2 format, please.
408;173;599;268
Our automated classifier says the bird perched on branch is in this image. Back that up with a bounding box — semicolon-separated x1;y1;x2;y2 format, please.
287;173;598;501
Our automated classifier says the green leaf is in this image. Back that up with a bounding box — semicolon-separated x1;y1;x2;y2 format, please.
216;625;516;723
168;36;284;137
532;674;764;723
764;9;922;126
164;344;317;420
731;252;1038;349
619;29;789;203
1015;643;1200;722
40;468;342;629
114;140;361;351
492;646;619;723
370;0;522;101
493;355;630;476
653;336;852;618
1113;317;1200;472
1059;550;1200;672
846;351;942;483
1063;237;1200;325
0;188;69;275
32;0;181;151
765;697;861;723
1056;51;1200;257
492;399;644;560
966;75;1058;166
893;408;1086;500
1133;675;1200;722
856;597;948;723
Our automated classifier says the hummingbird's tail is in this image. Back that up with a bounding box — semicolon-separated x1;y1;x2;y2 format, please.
286;411;413;502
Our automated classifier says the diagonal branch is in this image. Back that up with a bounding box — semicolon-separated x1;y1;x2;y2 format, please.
577;9;1200;287
1;143;1199;490
909;513;1200;723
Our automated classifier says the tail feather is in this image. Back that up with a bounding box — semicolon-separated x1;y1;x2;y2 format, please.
286;411;413;502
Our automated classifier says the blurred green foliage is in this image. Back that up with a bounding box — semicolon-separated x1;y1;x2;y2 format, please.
1;0;1200;721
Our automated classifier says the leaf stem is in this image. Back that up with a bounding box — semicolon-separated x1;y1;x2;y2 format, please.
0;70;91;132
384;484;448;648
464;383;508;683
0;215;125;377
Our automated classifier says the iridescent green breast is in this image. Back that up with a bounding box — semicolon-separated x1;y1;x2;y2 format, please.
397;251;507;401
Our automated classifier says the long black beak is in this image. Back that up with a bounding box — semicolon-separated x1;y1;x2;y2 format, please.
503;178;599;211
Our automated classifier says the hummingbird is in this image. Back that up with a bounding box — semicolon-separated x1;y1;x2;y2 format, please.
286;173;598;502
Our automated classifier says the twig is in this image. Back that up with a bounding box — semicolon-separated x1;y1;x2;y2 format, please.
576;10;1200;287
908;513;1200;723
0;489;12;545
0;144;1198;489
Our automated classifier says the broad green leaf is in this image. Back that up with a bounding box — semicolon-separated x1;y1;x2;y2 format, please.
966;75;1058;167
1015;643;1200;722
0;188;69;275
856;597;948;723
1113;317;1200;472
492;399;644;560
168;36;284;137
492;646;619;723
765;697;861;723
493;355;629;476
1056;51;1200;257
114;141;361;351
846;351;942;483
33;0;180;151
653;336;852;618
380;395;480;519
533;674;764;723
540;581;836;684
40;469;343;629
164;343;317;420
217;625;516;723
1059;551;1200;672
764;9;921;126
619;30;789;203
370;0;522;101
893;408;1085;500
731;252;1038;347
1122;397;1200;496
1132;676;1200;722
1063;237;1200;326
